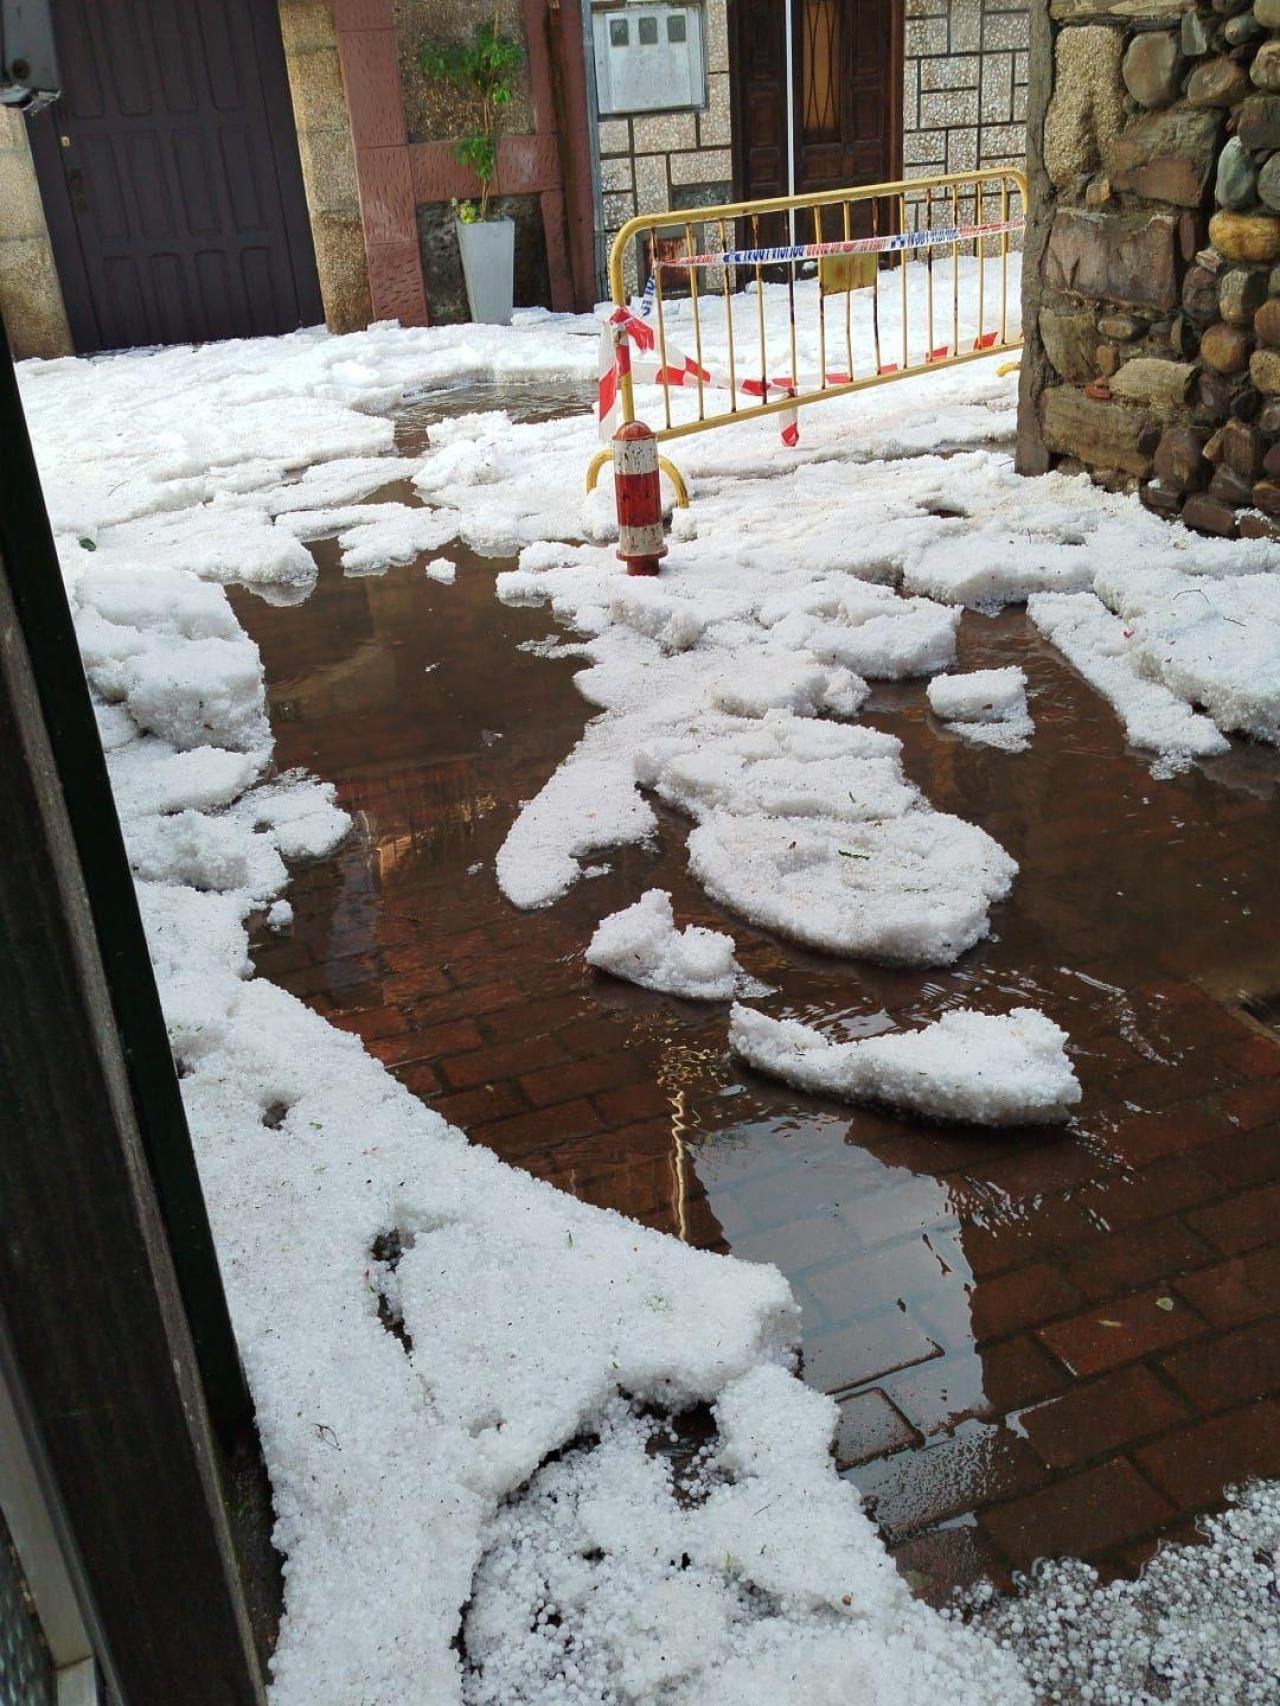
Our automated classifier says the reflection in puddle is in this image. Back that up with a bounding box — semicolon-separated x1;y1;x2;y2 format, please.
231;388;1280;1599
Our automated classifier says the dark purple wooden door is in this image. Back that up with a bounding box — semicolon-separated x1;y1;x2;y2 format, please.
31;0;322;353
731;0;903;234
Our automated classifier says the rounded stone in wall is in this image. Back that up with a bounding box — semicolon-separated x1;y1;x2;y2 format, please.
1210;209;1280;261
1254;295;1280;342
1122;31;1183;107
1258;0;1280;27
1153;423;1209;490
1258;153;1280;211
1183;263;1221;320
1219;267;1270;321
1187;56;1251;107
1201;320;1256;370
1216;137;1260;209
1249;345;1280;389
1225;11;1265;45
1253;42;1280;92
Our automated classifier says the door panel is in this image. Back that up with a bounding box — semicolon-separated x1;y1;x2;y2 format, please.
731;0;903;212
31;0;322;353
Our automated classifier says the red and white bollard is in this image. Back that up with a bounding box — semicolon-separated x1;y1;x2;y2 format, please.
612;420;667;577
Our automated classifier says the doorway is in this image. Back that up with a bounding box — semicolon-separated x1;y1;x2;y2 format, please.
29;0;323;354
730;0;904;212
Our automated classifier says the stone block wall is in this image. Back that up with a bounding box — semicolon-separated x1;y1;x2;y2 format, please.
903;0;1030;205
0;111;72;359
595;0;733;297
1019;0;1280;540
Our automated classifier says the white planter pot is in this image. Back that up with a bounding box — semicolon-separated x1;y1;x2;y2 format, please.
456;217;515;326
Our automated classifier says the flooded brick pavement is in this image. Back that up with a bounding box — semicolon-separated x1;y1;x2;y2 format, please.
232;400;1280;1606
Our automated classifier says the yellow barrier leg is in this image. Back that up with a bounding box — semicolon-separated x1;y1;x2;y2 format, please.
658;456;690;509
584;447;612;493
584;448;690;509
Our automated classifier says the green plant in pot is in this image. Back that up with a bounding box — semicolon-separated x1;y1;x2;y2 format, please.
421;11;523;326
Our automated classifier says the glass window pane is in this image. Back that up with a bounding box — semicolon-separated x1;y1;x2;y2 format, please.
667;13;687;42
638;16;659;44
610;17;628;46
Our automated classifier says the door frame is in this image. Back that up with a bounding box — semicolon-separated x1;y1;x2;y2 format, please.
729;0;906;206
28;0;323;354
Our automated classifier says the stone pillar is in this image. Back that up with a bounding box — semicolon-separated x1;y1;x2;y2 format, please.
0;111;73;360
279;0;376;335
1017;0;1280;538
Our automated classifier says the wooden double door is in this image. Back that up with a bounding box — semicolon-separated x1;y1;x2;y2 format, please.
730;0;903;213
30;0;323;354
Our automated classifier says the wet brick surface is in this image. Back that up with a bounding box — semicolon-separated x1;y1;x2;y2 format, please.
234;438;1280;1597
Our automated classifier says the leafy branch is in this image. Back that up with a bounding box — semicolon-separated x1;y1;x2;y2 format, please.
421;6;523;223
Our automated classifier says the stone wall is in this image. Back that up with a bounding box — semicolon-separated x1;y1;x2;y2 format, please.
595;0;733;297
903;0;1030;197
0;111;72;360
1019;0;1280;540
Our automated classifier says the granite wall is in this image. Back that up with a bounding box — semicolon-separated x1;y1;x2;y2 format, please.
1019;0;1280;539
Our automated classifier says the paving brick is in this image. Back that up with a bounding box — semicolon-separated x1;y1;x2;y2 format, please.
482;992;590;1043
980;1334;1075;1413
847;1422;1043;1541
1017;1365;1189;1470
803;1310;942;1396
1104;1097;1227;1167
392;1060;442;1099
334;1003;408;1042
468;1096;603;1158
1135;1395;1280;1511
1172;1246;1280;1329
833;1390;921;1468
1159;1317;1280;1413
592;1078;673;1125
1061;1217;1212;1303
368;1017;483;1066
439;1034;569;1090
551;1118;675;1175
519;1051;643;1109
1207;1121;1280;1189
405;978;523;1027
1069;1156;1221;1235
981;1458;1173;1566
1037;1287;1205;1377
1221;1074;1280;1131
887;1336;1068;1437
970;1262;1085;1343
961;1197;1101;1278
730;1212;851;1275
1187;1181;1280;1256
891;1522;1012;1605
1217;1033;1280;1082
806;1234;964;1325
425;1081;527;1129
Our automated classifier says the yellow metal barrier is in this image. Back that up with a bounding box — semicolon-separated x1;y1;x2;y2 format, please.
586;166;1026;497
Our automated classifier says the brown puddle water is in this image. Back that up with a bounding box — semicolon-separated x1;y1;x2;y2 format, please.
231;388;1280;1606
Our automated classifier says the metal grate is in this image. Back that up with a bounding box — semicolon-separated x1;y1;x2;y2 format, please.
0;1509;54;1706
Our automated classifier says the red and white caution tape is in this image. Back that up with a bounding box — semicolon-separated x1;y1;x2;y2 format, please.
598;305;1003;448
